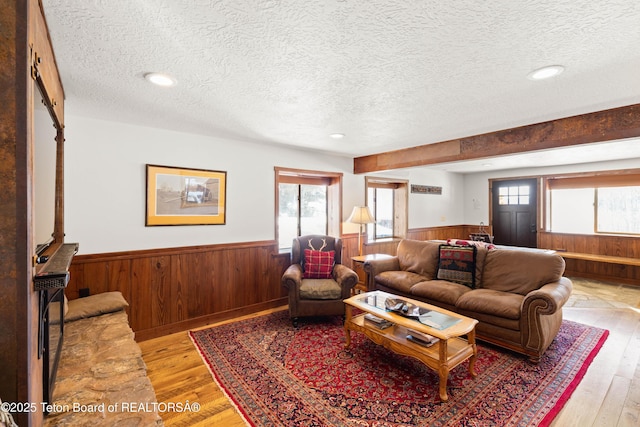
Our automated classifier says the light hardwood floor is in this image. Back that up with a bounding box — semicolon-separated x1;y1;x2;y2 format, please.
139;279;640;427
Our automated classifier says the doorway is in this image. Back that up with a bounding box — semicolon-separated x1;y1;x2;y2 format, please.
491;178;538;248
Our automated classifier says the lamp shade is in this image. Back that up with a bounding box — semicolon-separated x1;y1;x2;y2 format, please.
347;206;375;225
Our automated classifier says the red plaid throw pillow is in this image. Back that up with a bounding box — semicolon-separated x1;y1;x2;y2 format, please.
303;249;335;279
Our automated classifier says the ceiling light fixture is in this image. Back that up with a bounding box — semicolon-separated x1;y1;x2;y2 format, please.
527;65;564;80
144;72;176;87
329;133;345;139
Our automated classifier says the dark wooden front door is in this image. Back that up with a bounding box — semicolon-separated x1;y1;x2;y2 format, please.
491;178;537;248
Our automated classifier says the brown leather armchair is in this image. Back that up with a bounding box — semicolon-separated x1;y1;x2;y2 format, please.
281;235;358;327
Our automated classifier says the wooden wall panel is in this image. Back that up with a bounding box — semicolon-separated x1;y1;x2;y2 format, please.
68;228;637;342
68;241;289;340
562;259;639;284
271;252;292;298
151;256;171;328
407;225;480;242
130;257;151;330
130;255;171;330
341;225;474;260
254;247;271;302
363;239;400;256
538;232;640;285
538;232;639;258
343;227;639;285
80;259;132;306
213;249;231;312
184;251;209;318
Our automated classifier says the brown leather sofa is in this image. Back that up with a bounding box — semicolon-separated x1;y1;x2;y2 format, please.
364;239;572;362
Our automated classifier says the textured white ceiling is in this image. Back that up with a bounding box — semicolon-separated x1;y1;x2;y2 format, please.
42;0;640;170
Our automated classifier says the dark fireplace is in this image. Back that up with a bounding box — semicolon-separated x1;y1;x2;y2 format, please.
35;243;77;409
39;287;65;407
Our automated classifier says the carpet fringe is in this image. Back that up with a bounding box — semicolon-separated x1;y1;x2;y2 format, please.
538;328;610;427
188;331;254;427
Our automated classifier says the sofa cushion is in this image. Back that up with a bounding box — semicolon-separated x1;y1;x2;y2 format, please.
375;271;427;294
299;279;342;299
303;249;334;279
410;280;472;306
397;239;440;278
455;289;523;320
436;244;477;288
482;249;565;295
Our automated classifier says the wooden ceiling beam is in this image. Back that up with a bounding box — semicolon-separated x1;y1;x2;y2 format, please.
353;103;640;174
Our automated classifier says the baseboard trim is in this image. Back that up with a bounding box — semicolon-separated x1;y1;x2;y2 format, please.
134;297;288;341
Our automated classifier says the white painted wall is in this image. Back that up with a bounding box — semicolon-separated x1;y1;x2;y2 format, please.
367;168;466;229
64;113;361;254
63;110;635;255
64;111;469;254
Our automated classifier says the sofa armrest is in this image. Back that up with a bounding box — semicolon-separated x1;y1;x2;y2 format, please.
363;257;400;290
282;264;303;291
363;257;400;276
522;276;573;316
520;277;573;361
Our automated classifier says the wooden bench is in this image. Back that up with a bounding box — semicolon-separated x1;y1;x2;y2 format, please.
557;251;640;267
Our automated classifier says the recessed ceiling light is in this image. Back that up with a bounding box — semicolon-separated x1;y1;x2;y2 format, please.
527;65;564;80
329;133;345;139
144;72;176;87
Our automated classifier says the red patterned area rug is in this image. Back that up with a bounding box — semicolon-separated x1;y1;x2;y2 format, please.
189;311;608;427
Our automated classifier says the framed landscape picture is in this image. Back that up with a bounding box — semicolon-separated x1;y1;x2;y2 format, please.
146;164;227;226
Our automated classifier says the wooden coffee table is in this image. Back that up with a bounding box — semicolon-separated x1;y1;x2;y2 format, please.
343;290;478;402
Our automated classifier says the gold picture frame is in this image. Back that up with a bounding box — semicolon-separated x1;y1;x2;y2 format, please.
146;164;227;226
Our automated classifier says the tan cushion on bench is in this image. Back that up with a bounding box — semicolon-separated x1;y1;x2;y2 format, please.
66;291;129;322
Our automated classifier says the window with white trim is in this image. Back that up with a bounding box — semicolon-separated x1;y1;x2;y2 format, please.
498;185;530;205
275;167;342;250
546;172;640;235
365;177;408;241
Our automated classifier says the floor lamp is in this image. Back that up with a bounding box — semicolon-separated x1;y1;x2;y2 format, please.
347;206;375;256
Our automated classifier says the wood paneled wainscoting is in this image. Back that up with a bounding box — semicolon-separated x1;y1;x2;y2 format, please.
407;225;483;242
68;227;488;341
538;232;640;286
340;225;482;260
67;240;290;341
341;227;639;286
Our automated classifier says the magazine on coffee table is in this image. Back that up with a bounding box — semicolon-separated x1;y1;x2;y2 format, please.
417;310;461;330
364;313;393;329
384;297;461;330
406;328;439;347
